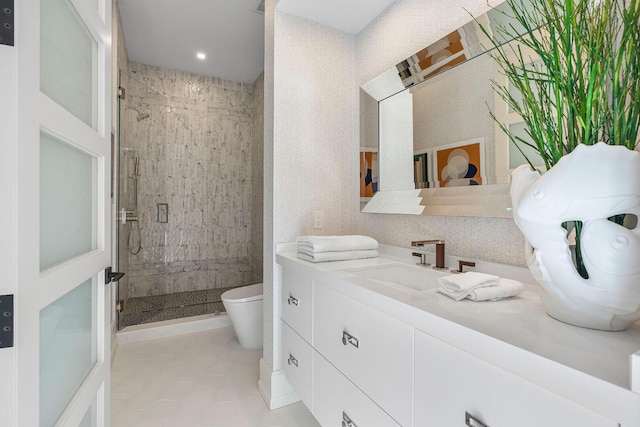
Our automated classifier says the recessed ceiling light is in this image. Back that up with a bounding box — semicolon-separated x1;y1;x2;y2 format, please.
196;52;206;60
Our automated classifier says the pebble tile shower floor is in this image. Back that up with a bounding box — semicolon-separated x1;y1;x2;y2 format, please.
112;326;321;427
119;288;233;328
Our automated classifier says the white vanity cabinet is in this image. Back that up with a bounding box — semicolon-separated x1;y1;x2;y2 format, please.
313;349;401;427
279;266;412;427
277;253;639;427
281;268;313;343
280;321;313;409
313;284;414;427
279;268;315;409
413;329;618;427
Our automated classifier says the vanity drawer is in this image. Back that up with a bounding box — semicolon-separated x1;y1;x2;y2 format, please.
313;350;401;427
313;284;413;427
414;329;618;427
281;320;313;409
281;268;313;342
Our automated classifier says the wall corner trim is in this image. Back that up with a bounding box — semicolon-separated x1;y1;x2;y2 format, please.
632;351;640;394
258;358;301;410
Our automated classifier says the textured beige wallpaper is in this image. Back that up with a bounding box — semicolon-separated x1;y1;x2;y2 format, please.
265;10;358;370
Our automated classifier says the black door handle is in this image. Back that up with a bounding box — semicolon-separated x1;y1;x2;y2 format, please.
105;267;125;284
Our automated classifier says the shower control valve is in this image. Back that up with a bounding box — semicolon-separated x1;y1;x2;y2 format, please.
118;208;138;224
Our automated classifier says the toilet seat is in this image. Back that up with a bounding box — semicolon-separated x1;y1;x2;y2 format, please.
221;283;263;303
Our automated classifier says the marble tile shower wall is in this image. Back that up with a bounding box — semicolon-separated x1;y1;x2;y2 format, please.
121;63;262;298
250;74;264;278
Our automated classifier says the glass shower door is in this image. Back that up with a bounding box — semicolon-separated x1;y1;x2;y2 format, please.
116;70;169;329
115;66;256;329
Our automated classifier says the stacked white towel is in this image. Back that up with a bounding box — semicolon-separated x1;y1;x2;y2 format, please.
296;235;379;263
437;272;524;301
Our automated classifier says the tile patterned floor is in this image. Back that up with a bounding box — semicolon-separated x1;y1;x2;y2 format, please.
111;326;321;427
119;288;232;327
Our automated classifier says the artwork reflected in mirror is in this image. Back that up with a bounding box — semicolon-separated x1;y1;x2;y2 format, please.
359;150;378;198
411;51;501;188
433;138;485;187
359;0;538;216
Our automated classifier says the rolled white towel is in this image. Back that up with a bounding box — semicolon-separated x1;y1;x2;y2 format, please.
437;272;500;301
296;235;378;253
467;278;525;301
296;249;379;263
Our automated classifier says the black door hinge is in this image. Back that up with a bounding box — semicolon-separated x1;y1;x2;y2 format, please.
0;295;13;348
105;267;125;284
0;0;14;47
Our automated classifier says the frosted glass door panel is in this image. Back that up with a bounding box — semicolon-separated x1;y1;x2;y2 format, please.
40;279;97;427
40;133;97;271
41;0;98;128
79;399;97;427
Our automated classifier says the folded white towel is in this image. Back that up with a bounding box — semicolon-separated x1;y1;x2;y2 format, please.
437;272;500;301
296;249;379;263
467;278;525;301
296;247;321;257
296;235;378;253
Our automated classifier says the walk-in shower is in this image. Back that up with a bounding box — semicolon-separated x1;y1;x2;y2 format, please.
114;66;264;329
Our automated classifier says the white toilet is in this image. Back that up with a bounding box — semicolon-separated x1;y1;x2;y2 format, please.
221;283;263;349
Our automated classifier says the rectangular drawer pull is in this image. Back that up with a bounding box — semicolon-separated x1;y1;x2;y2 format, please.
287;295;299;306
287;353;299;367
465;412;488;427
342;330;360;348
342;411;358;427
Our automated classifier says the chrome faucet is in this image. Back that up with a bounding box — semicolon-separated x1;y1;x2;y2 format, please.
411;240;446;269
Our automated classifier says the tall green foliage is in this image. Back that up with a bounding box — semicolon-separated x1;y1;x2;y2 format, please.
484;0;640;169
482;0;640;278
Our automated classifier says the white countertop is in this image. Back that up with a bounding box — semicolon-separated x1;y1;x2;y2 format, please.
276;243;640;424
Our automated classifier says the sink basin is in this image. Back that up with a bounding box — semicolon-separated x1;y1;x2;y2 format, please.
344;263;445;291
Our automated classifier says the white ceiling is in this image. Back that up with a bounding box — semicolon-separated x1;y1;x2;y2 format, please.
277;0;395;34
117;0;395;85
118;0;266;84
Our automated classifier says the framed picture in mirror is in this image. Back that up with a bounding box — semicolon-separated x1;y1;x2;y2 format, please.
433;137;485;187
359;149;378;200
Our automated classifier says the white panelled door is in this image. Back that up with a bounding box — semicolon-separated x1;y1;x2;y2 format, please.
0;0;112;425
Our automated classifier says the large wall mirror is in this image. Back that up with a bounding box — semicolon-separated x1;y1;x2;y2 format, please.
359;0;540;217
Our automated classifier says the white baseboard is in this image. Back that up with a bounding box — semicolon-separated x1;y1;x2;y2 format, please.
632;350;640;394
258;358;301;410
116;313;232;344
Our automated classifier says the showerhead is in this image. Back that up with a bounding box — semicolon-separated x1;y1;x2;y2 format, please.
126;107;151;122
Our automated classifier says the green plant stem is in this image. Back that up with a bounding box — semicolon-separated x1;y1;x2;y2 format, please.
477;0;640;279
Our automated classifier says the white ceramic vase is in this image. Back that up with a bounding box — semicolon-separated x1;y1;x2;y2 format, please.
510;142;640;331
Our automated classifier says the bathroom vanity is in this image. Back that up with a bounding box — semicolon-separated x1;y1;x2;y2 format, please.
276;244;640;427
